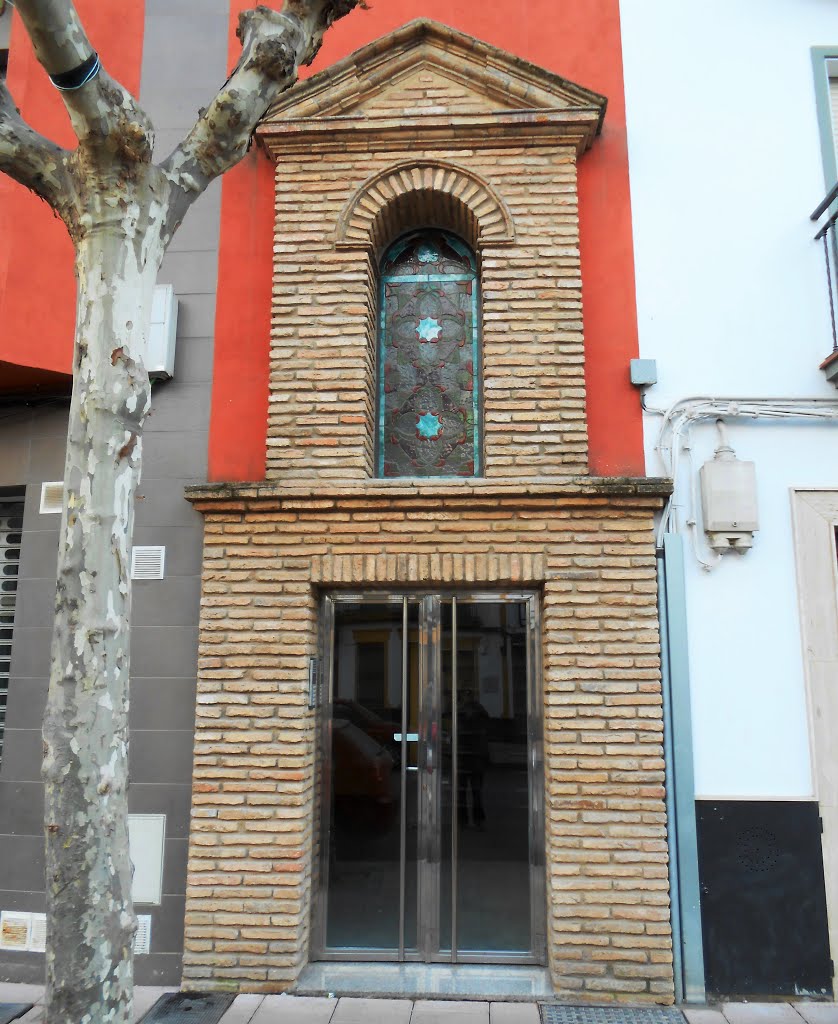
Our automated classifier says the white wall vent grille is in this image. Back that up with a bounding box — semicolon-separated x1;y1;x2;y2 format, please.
39;481;63;514
131;546;165;581
133;915;152;955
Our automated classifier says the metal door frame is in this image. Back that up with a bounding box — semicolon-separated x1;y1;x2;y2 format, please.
311;590;545;965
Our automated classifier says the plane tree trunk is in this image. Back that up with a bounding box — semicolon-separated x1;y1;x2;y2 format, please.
0;2;362;1021
42;220;162;1023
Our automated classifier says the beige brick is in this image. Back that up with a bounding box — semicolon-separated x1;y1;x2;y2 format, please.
182;32;672;1005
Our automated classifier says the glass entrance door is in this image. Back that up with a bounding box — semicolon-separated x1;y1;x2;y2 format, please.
314;593;545;964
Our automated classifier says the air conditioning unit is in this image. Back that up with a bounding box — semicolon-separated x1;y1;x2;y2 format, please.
147;284;178;380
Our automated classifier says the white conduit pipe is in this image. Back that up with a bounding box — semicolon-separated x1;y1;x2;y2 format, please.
643;396;838;568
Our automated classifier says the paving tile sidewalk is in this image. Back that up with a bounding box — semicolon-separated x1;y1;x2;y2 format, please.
2;985;838;1024
684;1005;838;1024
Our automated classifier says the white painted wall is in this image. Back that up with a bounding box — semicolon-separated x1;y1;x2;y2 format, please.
621;0;838;797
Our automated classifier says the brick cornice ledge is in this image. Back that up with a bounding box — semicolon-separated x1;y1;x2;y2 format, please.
185;476;672;513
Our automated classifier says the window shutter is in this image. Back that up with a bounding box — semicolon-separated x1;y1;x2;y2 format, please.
0;495;24;773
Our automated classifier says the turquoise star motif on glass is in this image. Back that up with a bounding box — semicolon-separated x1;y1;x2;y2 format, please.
416;413;442;439
417;245;439;263
416;317;442;342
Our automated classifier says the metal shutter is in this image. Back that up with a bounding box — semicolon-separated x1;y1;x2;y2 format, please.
0;495;24;771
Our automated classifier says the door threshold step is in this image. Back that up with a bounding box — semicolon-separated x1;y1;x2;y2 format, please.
292;962;552;1000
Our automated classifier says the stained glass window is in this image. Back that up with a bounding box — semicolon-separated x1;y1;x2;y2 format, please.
377;231;481;478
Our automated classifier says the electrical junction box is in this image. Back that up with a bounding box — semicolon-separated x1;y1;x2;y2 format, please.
147;284;178;379
700;451;759;553
630;358;658;387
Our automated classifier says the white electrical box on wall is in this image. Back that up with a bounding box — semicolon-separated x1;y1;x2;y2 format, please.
700;447;759;553
128;814;166;906
147;284;178;380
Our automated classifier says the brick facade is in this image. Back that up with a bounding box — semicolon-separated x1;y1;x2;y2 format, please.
182;21;675;1002
182;482;672;1001
267;146;588;482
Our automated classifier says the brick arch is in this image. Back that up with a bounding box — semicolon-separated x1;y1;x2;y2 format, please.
335;159;516;254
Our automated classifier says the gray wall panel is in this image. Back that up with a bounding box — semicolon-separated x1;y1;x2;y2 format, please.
174;296;218;340
135;954;183;987
25;436;66;482
0;781;43;835
1;679;47;731
131;679;198;732
132;578;203;628
140;0;228;134
141;432;209;480
27;405;71;439
0;891;45;913
130;627;199;679
0;437;29;484
8;628;52;680
161;838;189;897
0;0;230;986
162;179;223;253
16;532;58;581
144;895;186;954
0;836;44;891
0;6;11;49
134;479;203;528
145;383;212;434
128;785;193;839
0;953;47;986
172;338;214;383
129;729;196;786
0;730;42;783
157;251;220;297
14;579;56;624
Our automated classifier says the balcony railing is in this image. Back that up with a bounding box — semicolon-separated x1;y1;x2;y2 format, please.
811;182;838;386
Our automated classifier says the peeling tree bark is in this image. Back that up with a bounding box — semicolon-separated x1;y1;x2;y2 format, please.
0;2;363;1022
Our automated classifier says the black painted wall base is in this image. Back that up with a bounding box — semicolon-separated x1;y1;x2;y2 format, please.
697;799;833;998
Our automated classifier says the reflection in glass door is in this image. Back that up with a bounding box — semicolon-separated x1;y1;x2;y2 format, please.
314;593;544;965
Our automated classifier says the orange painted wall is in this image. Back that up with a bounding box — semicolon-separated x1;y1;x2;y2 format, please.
209;0;644;480
0;2;145;377
0;1;642;475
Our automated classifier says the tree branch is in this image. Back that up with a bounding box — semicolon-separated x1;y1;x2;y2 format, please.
13;0;154;159
160;0;362;241
0;78;70;209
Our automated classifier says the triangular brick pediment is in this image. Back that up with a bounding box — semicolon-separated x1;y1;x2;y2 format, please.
358;64;505;120
260;19;606;155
